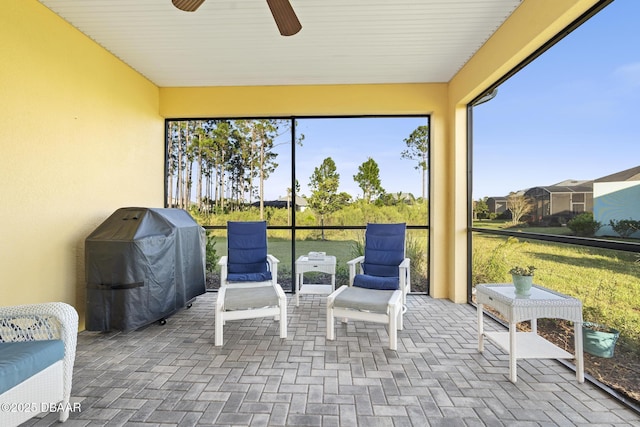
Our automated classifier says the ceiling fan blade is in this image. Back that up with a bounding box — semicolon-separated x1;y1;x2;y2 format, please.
172;0;205;12
266;0;302;36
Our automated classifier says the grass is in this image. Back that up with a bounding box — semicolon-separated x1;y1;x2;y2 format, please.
473;219;574;235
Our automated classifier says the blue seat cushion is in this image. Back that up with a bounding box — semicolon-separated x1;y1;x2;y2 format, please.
353;274;399;290
0;340;65;394
227;271;272;283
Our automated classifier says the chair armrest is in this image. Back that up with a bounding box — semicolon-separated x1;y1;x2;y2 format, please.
346;256;365;266
399;258;411;301
218;256;228;285
0;302;78;402
347;256;365;286
267;254;279;285
0;302;78;346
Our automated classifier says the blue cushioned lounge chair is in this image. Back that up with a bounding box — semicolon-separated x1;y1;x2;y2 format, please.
215;221;287;346
326;223;410;350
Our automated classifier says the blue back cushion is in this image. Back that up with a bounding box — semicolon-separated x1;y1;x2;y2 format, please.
361;223;406;277
0;340;65;394
226;221;271;282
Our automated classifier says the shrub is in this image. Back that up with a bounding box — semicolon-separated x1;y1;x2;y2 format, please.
609;219;640;238
472;236;520;285
205;233;219;273
567;212;602;237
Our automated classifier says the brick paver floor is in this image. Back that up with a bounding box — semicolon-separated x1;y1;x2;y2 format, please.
23;292;640;426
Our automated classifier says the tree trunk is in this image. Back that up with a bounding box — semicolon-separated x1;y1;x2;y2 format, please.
177;122;183;209
196;129;203;211
259;136;265;220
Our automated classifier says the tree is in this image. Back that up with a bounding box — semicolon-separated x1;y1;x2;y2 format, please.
286;180;301;226
353;157;384;203
609;219;640;238
308;157;343;239
506;192;533;225
474;197;489;220
401;125;429;199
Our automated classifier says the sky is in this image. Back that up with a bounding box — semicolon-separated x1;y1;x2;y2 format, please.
265;117;428;200
261;0;639;202
472;0;640;199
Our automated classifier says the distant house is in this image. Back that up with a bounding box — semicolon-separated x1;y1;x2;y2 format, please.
280;195;308;211
252;195;308;211
524;180;593;224
593;165;640;238
487;196;507;215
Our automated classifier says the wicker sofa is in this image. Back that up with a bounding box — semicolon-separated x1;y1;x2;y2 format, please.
0;302;78;426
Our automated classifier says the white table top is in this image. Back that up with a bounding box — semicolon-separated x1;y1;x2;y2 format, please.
296;255;336;264
476;283;582;323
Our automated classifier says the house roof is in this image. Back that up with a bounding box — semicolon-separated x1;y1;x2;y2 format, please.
278;195;308;206
594;165;640;183
543;184;593;193
37;0;522;87
551;179;591;187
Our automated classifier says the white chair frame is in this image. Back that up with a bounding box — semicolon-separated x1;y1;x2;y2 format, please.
326;256;410;350
0;302;78;426
216;254;287;346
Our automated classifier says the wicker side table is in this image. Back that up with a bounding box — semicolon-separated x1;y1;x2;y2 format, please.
476;283;584;383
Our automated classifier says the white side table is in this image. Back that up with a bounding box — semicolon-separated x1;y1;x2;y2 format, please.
476;283;584;383
295;255;336;306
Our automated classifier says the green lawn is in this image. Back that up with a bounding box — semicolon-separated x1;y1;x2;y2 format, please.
473;219;573;235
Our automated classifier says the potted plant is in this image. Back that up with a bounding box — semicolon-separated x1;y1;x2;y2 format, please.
509;265;536;296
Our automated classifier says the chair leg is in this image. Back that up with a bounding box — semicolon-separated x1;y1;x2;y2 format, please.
326;304;335;341
215;309;223;346
279;300;287;339
59;402;70;422
389;306;398;351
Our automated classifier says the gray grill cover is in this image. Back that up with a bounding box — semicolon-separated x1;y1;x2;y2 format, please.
85;207;206;331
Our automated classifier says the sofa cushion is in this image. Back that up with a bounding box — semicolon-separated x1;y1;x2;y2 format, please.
0;340;64;394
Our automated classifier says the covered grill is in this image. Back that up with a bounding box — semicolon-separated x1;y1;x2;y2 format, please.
85;207;206;331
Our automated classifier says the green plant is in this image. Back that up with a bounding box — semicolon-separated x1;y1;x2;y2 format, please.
509;265;536;276
205;233;219;273
609;218;640;238
567;212;602;237
471;236;520;285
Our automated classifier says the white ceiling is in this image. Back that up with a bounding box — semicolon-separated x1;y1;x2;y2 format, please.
38;0;522;87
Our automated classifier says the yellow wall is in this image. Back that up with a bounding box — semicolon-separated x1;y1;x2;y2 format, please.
160;83;447;118
0;1;163;326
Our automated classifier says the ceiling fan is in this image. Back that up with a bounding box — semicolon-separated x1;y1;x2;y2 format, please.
171;0;302;36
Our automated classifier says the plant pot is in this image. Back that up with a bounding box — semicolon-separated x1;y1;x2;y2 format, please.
511;274;533;296
582;322;620;358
